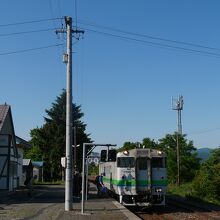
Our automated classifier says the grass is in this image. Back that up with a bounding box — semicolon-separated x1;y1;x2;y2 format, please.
167;182;194;197
167;182;220;206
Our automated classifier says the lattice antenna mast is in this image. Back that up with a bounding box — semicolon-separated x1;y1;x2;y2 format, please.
172;95;184;134
172;95;184;186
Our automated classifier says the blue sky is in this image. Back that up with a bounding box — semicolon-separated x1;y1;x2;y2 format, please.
1;0;220;149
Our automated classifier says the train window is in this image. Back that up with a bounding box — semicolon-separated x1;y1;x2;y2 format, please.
117;157;135;168
100;150;107;162
151;157;164;168
108;149;117;161
137;158;148;170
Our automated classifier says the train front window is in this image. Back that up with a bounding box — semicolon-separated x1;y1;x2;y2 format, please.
151;157;165;168
117;157;135;168
137;158;148;170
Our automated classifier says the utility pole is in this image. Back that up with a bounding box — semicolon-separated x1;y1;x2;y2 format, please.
172;95;184;186
56;16;84;211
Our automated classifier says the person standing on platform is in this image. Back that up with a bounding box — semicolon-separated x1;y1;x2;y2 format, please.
95;173;104;195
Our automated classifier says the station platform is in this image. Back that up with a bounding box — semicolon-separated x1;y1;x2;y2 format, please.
0;183;140;220
65;182;140;220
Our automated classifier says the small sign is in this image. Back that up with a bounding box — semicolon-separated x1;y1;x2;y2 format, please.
87;157;99;165
61;157;66;168
136;149;150;157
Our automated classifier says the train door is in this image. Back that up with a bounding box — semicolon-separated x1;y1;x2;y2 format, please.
151;157;166;188
151;157;167;205
136;157;151;193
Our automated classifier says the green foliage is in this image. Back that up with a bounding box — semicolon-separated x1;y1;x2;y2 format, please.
26;89;91;181
88;163;99;176
118;134;199;184
142;137;158;149
24;145;42;161
118;138;157;152
159;133;200;183
167;182;194;197
117;141;137;152
193;147;220;201
168;182;220;206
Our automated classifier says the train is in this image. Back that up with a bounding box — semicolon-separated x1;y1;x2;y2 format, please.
99;148;167;206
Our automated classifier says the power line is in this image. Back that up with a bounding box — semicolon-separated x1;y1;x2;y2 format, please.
82;27;220;58
78;20;220;52
0;17;61;28
188;127;220;135
56;3;66;57
0;28;55;37
0;43;62;56
1;18;220;58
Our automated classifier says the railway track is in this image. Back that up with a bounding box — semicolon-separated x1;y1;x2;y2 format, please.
128;195;220;220
89;176;220;219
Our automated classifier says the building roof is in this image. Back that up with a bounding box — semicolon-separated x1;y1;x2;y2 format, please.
32;161;44;167
0;104;10;132
90;152;100;158
16;136;31;149
23;159;32;166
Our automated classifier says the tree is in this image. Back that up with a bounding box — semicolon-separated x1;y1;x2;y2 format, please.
116;134;200;184
142;137;158;149
26;90;91;181
117;141;137;152
158;133;200;184
24;145;42;161
88;162;99;176
193;147;220;200
118;138;158;152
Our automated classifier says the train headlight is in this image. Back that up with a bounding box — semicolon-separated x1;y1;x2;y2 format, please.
155;188;162;193
123;150;129;155
157;150;162;155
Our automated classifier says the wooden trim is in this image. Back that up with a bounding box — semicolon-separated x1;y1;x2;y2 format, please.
0;146;9;148
0;157;8;179
7;136;10;189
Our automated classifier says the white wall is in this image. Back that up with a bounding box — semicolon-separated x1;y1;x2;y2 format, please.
17;148;24;186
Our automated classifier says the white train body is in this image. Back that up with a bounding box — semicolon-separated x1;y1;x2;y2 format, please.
99;148;167;206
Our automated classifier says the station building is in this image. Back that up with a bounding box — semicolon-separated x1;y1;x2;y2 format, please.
0;104;18;190
0;104;31;191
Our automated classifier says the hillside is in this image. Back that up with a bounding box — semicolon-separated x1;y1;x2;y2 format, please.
197;148;212;162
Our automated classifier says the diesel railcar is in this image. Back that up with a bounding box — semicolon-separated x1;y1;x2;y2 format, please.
99;148;167;206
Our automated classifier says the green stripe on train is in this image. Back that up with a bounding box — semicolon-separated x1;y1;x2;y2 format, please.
103;177;167;186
